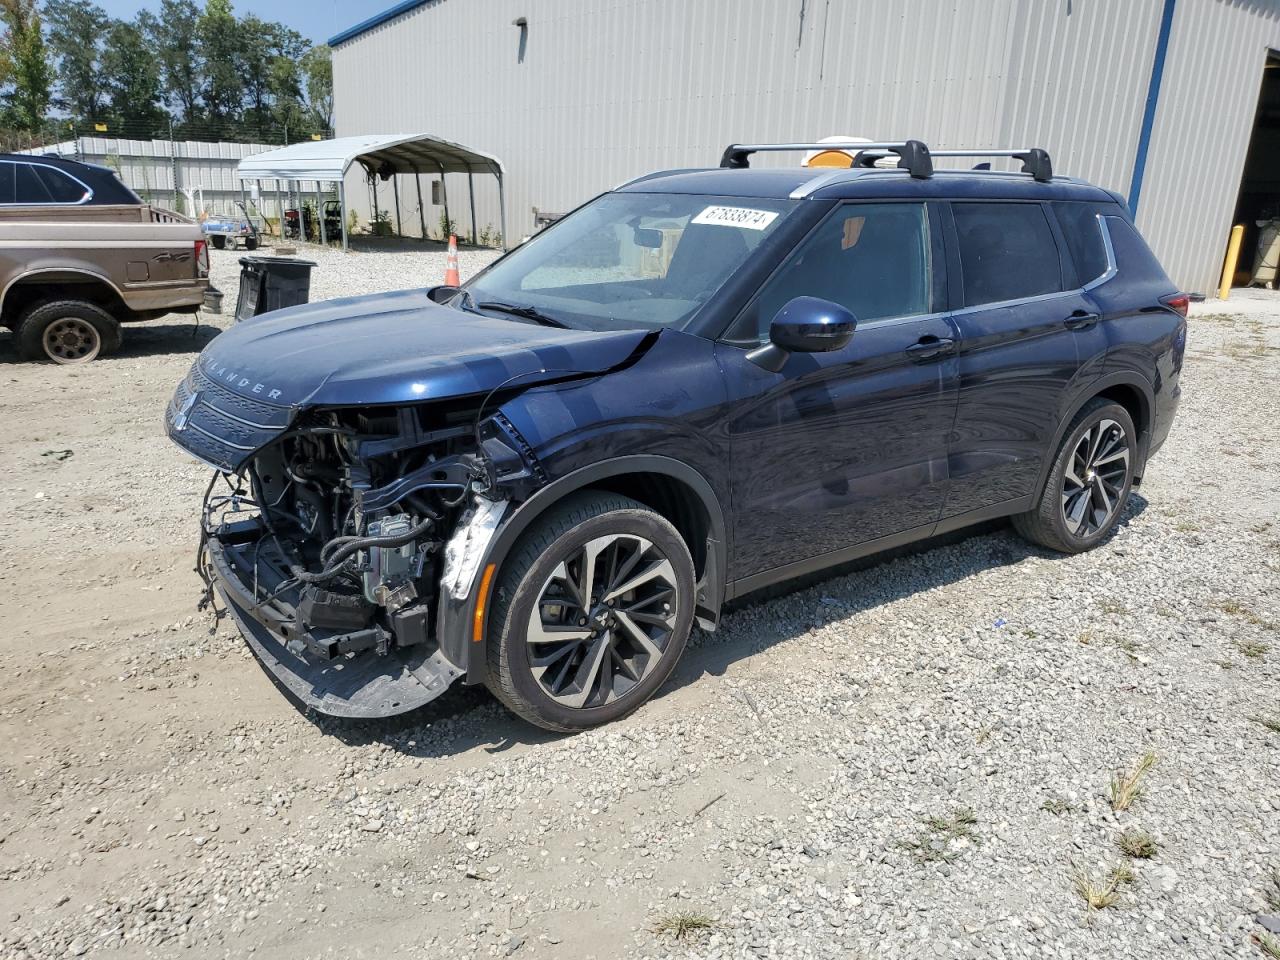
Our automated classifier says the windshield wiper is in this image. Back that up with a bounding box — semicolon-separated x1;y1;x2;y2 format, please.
475;301;568;328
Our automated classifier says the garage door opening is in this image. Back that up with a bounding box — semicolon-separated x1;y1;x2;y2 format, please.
1228;52;1280;290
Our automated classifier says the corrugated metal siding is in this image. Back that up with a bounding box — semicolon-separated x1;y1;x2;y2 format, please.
333;0;1280;290
1137;0;1280;293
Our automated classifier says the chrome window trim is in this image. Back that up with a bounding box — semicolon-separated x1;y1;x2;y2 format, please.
0;159;95;205
1082;214;1119;291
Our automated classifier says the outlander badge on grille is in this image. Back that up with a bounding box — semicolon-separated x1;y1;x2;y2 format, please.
172;391;199;431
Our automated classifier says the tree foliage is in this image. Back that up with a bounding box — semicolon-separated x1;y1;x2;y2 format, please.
3;0;333;145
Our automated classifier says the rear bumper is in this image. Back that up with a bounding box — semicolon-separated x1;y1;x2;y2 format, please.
207;519;462;718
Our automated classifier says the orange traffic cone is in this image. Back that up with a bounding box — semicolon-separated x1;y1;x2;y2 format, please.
444;234;460;286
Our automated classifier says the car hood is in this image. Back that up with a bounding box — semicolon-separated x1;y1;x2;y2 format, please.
194;288;651;407
167;288;652;472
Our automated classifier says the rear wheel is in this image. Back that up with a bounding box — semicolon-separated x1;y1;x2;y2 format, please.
16;300;121;364
244;237;259;251
1013;398;1136;553
485;491;695;732
210;235;227;250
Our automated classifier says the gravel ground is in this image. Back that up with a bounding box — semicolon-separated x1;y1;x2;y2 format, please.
1;247;1278;960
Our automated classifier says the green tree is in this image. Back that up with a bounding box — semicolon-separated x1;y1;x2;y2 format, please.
140;0;202;127
102;18;167;138
0;0;51;132
197;0;241;137
42;0;108;123
301;44;332;133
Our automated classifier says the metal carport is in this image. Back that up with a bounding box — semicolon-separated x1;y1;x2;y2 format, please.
235;133;507;251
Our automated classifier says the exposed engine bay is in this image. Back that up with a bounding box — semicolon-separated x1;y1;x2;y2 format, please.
193;398;542;715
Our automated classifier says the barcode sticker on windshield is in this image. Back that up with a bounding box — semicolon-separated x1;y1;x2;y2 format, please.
691;205;779;230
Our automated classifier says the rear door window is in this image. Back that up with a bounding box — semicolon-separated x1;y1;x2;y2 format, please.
0;163;14;204
726;201;931;342
952;201;1064;306
14;163;52;203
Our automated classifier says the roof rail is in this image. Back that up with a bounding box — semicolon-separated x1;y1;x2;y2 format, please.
719;140;934;179
719;140;1055;182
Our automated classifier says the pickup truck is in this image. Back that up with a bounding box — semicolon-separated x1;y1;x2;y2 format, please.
0;153;211;363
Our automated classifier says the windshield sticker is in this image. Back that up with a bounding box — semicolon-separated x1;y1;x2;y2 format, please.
691;205;780;230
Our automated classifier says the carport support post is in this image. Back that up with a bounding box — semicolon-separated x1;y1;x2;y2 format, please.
316;181;326;246
371;175;379;235
414;167;427;240
437;161;450;241
498;171;508;251
275;182;283;238
467;170;478;245
339;179;349;252
392;175;403;238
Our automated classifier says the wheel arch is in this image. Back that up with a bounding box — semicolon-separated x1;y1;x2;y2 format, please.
449;455;728;684
1035;372;1155;498
1;269;129;327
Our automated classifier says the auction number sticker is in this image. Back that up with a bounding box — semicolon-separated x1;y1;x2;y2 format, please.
691;205;779;230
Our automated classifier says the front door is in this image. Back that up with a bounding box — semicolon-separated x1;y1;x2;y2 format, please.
718;201;960;584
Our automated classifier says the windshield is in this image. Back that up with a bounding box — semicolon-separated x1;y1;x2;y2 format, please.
464;192;796;331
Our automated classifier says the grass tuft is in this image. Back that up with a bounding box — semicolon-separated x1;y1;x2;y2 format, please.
1070;860;1134;912
1115;827;1159;859
1041;795;1073;815
1251;715;1280;735
899;806;979;863
1109;751;1157;812
1256;932;1280;960
1236;639;1270;660
652;911;716;940
1264;868;1280;912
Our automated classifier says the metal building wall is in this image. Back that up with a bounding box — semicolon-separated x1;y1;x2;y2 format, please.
1138;0;1280;293
333;0;1280;291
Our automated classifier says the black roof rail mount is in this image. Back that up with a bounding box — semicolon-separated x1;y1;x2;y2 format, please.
718;140;1053;182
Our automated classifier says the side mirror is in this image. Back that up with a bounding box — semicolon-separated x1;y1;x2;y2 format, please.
427;284;463;304
747;296;857;372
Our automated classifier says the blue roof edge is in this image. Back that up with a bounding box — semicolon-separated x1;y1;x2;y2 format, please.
328;0;430;46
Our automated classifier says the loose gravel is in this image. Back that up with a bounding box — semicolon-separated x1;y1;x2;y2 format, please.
0;247;1277;960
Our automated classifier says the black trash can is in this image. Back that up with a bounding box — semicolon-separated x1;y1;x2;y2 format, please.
235;256;317;321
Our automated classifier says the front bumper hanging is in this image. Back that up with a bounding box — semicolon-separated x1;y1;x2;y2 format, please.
206;518;463;718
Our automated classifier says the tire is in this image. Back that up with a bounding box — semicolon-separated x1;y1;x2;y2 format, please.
210;235;227;250
16;300;121;364
1012;398;1136;553
244;237;259;251
485;491;696;732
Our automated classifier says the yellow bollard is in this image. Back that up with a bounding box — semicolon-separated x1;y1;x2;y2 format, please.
1218;223;1245;300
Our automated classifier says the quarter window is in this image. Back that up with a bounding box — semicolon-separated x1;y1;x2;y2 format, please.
1053;201;1115;285
727;201;931;342
0;163;14;204
952;202;1063;306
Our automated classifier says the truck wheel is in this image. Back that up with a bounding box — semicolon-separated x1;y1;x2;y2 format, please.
485;491;696;732
210;235;227;250
244;237;259;251
16;301;121;364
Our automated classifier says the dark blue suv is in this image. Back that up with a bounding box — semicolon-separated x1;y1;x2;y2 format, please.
166;140;1187;731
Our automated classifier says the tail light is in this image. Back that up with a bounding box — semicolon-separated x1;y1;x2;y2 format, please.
194;238;209;277
1160;293;1189;317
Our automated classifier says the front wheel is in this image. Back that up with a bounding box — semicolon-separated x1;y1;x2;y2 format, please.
1013;398;1136;553
485;492;696;732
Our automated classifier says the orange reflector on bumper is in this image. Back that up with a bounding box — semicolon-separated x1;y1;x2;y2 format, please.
472;563;497;643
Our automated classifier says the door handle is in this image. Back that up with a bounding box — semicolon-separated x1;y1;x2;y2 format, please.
1064;310;1100;330
905;336;956;362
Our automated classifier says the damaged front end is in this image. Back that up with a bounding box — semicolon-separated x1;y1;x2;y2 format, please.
186;398;539;718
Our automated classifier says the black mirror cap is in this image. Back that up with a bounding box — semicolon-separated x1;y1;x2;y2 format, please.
747;297;857;372
427;284;463;304
771;296;856;351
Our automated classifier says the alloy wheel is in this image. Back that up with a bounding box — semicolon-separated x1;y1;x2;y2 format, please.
1060;417;1130;537
526;534;679;709
43;317;101;364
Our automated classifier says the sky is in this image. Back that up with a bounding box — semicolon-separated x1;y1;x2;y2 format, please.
92;0;393;44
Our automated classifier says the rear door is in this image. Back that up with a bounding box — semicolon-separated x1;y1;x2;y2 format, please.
718;200;960;583
941;200;1096;518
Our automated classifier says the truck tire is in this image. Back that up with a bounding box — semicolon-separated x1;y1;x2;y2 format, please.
16;300;122;364
244;237;259;251
485;491;695;732
210;235;227;250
